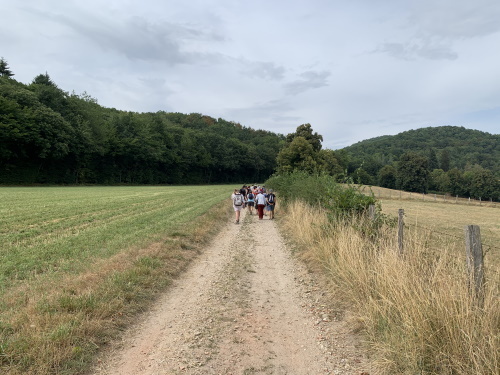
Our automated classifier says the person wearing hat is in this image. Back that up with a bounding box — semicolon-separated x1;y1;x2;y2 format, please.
266;189;276;219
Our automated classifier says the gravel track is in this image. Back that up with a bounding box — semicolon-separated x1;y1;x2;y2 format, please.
92;209;370;375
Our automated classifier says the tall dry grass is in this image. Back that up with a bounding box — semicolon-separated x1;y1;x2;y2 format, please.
281;200;499;375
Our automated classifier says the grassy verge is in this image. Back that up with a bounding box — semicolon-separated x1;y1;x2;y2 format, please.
0;186;233;375
279;199;499;375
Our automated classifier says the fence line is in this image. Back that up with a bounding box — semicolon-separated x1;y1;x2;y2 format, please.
403;221;500;252
360;186;499;208
368;204;491;304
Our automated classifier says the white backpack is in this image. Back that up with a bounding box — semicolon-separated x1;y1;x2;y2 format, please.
233;194;243;206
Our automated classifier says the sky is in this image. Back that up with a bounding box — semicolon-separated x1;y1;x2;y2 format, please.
2;0;499;149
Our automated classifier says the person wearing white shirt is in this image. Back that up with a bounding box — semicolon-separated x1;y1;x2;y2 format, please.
255;190;267;220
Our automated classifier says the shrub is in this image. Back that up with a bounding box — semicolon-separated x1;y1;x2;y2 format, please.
265;171;377;219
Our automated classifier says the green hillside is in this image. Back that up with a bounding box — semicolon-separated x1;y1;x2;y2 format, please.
0;75;284;184
342;126;499;174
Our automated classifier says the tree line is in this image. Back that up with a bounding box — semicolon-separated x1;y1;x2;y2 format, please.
276;124;499;201
1;58;498;199
0;63;284;184
341;126;499;200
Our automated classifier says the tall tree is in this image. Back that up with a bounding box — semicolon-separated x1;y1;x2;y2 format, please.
276;136;317;174
378;165;397;189
396;152;430;193
0;57;14;77
285;123;323;152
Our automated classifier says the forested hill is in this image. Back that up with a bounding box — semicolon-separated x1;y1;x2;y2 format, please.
0;75;284;184
342;126;499;175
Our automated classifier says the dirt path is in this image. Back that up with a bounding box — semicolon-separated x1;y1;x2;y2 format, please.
92;209;370;375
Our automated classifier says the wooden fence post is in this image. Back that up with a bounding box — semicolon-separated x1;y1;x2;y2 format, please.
464;225;485;308
398;209;404;255
368;204;375;220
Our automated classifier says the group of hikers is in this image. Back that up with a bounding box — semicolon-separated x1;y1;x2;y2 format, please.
231;185;276;224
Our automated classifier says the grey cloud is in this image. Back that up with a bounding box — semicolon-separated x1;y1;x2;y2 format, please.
379;1;500;61
240;61;285;81
37;9;224;65
284;70;330;95
377;40;458;61
410;0;500;39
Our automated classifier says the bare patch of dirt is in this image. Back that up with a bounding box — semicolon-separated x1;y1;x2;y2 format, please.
92;209;371;375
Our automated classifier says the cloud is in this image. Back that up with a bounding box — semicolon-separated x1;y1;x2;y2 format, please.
284;70;330;95
32;8;225;65
377;0;500;61
410;0;500;39
239;60;285;81
376;39;458;61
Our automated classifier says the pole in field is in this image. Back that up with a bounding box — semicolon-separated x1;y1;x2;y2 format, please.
464;225;484;308
398;209;404;255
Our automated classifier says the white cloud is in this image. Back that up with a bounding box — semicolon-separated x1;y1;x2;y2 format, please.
1;0;499;149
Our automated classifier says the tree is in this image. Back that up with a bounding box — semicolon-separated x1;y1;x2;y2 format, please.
353;167;373;185
465;167;499;199
429;169;450;192
285;123;323;152
29;73;69;115
276;136;318;174
378;165;397;189
0;57;14;77
447;168;466;196
439;149;450;171
317;149;343;176
32;72;57;86
396;152;430;193
427;148;439;170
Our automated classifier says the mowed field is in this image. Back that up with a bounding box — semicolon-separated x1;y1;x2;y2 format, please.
0;185;233;375
369;186;500;268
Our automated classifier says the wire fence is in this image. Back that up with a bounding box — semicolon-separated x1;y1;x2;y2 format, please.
403;221;500;255
361;186;499;208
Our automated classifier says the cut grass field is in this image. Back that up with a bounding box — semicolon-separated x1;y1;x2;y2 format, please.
373;187;500;268
0;185;234;375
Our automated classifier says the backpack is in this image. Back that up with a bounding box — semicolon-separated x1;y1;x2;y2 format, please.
233;194;243;206
248;193;254;200
268;194;275;204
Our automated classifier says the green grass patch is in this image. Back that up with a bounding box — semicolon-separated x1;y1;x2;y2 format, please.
0;185;234;375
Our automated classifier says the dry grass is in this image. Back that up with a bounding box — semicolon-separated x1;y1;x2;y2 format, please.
364;185;499;208
280;200;499;375
378;193;500;268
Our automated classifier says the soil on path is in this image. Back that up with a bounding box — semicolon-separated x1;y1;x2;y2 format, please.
92;209;370;375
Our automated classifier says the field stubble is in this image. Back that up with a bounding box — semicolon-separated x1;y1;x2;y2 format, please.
0;185;233;375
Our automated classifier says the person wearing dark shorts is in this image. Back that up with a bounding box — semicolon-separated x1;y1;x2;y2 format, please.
246;190;255;215
266;189;276;219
